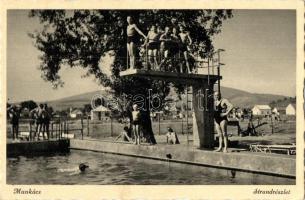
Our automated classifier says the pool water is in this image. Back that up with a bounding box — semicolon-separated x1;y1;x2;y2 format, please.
7;150;293;185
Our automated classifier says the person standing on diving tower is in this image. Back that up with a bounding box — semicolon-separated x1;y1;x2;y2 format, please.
126;16;146;69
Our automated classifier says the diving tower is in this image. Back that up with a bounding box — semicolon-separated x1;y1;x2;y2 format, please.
120;68;221;149
121;49;225;149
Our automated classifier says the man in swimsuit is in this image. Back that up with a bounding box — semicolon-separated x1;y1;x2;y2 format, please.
171;27;182;72
214;91;233;153
179;26;192;73
7;104;22;141
156;25;164;64
132;104;141;145
30;104;44;140
247;110;257;136
145;25;159;70
126;16;146;69
42;104;51;140
159;26;172;71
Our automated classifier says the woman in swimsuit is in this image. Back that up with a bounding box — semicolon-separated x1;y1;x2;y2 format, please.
126;16;146;69
214;92;233;153
145;25;159;70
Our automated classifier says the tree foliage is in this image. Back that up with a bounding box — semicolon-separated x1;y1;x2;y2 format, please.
29;10;232;142
20;100;38;110
29;10;232;97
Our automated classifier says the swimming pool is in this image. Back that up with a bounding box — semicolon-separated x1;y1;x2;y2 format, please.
7;149;294;185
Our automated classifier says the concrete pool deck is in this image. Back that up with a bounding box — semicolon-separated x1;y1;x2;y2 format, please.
69;138;295;179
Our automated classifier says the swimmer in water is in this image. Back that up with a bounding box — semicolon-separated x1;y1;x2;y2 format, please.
79;163;89;172
58;163;89;175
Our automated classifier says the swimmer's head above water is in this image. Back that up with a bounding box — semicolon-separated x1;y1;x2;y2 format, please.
79;163;89;172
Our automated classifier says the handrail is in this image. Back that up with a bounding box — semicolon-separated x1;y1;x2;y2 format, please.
125;47;225;77
8;117;85;141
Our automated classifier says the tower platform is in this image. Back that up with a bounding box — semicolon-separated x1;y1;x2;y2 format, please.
119;69;221;83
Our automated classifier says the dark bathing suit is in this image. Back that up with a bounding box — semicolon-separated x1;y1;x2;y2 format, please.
127;24;138;44
214;100;228;124
147;40;159;50
180;43;188;52
127;35;138;44
132;111;140;125
170;36;180;54
133;120;140;125
161;34;172;50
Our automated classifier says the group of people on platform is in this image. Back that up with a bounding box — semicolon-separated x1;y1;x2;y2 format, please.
127;16;193;73
7;103;52;141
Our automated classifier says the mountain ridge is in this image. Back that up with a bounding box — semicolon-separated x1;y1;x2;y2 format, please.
46;86;287;111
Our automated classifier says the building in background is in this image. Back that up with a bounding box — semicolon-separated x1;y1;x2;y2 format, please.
91;105;111;120
272;106;286;115
69;108;83;119
286;103;296;115
252;105;272;115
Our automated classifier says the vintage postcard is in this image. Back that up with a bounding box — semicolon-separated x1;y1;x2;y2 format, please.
0;0;304;199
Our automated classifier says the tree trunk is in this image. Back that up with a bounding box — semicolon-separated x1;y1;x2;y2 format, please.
141;110;157;144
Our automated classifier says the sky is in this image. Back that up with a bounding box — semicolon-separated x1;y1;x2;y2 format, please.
7;10;296;102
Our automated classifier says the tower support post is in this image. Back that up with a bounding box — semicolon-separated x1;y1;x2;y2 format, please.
192;80;216;149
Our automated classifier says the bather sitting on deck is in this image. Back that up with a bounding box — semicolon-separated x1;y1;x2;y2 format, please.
166;127;180;144
115;126;132;142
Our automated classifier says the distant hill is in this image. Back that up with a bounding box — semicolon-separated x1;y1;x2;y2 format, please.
46;90;111;111
269;96;296;108
220;87;286;108
46;86;288;111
